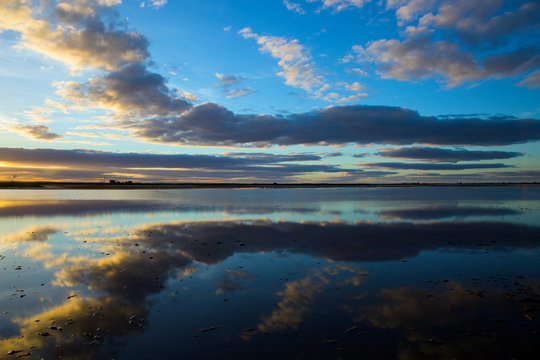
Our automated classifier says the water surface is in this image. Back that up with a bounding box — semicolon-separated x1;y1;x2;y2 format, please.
1;187;539;359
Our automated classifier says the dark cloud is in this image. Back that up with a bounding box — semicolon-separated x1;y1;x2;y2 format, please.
11;124;62;140
0;296;147;360
225;87;258;98
132;104;540;147
57;249;192;302
1;0;150;72
59;63;192;117
0;199;322;218
423;0;540;47
485;170;540;179
354;283;537;359
357;0;540;86
214;74;257;98
377;147;524;163
215;269;257;294
518;69;540;89
215;73;244;87
377;206;521;220
0;147;374;181
117;219;540;265
483;45;540;76
0;147;318;169
364;162;513;170
317;151;343;157
0;200;161;218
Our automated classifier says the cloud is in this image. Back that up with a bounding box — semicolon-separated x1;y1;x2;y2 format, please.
345;68;368;76
283;0;306;14
2;226;60;243
318;151;343;157
354;35;483;86
336;81;365;92
56;64;192;118
354;0;540;86
336;93;368;103
84;219;540;265
377;147;524;163
239;27;326;92
4;216;536;358
0;200;163;217
55;249;192;302
416;0;540;46
0;147;323;169
364;162;513;170
140;0;167;9
214;73;257;98
1;0;197;139
399;170;540;182
386;0;435;23
518;69;540;89
307;0;370;13
332;81;368;102
377;206;521;221
0;0;150;73
457;169;540;182
258;276;326;332
10;124;62;140
225;87;258;98
215;269;257;294
176;89;200;102
215;73;244;87
131;103;540;147
0;198;324;218
0;147;372;182
0;296;147;360
354;283;535;359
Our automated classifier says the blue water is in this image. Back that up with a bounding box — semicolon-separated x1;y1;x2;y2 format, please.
0;187;539;359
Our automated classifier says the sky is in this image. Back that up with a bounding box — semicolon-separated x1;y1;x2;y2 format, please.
0;0;539;183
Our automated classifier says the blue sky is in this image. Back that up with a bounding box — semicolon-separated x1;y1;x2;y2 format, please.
0;0;539;182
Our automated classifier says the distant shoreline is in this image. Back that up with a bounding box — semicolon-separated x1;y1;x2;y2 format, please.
0;181;539;189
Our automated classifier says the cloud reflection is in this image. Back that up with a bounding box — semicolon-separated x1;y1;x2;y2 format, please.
377;206;521;220
353;282;538;359
3;216;539;358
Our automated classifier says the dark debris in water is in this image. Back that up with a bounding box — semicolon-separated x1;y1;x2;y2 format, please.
345;326;359;333
199;326;219;333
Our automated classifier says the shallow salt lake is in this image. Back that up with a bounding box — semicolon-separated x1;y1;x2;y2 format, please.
1;187;539;359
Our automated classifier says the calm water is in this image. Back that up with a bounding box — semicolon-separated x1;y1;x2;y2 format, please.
1;187;539;359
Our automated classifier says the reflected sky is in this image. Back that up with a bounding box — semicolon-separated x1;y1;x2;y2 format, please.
1;187;539;359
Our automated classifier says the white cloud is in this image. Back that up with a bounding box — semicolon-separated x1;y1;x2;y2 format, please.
283;0;306;14
336;81;365;91
345;68;368;76
140;0;167;9
307;0;370;13
176;90;200;102
386;0;435;23
238;27;326;92
336;93;368;103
